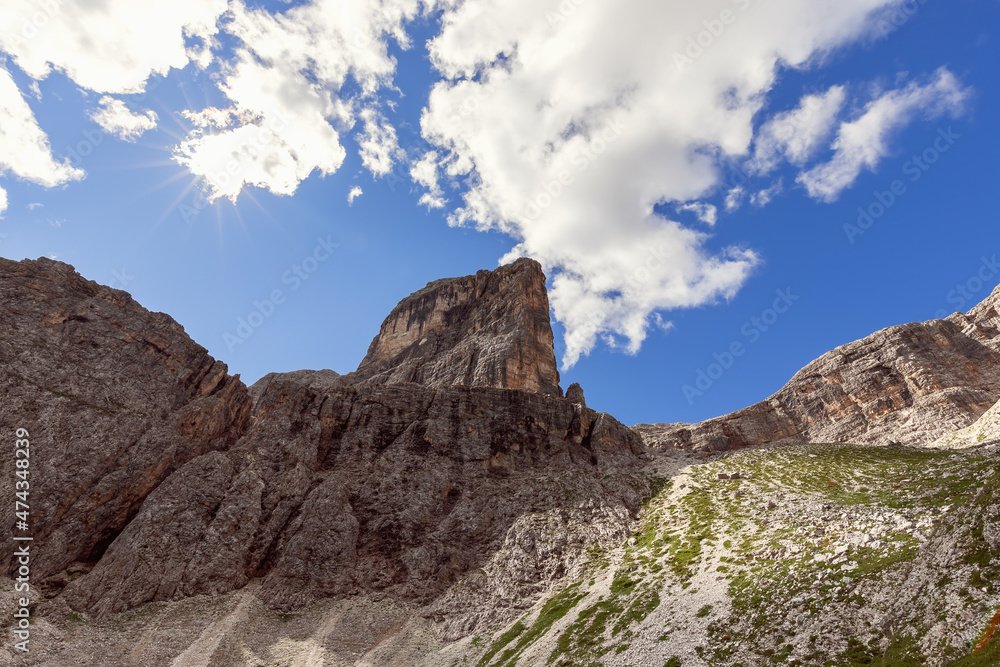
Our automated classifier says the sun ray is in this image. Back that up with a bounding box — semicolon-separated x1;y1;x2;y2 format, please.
237;189;287;235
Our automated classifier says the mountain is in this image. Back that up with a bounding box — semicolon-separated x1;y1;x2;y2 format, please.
2;256;1000;666
635;283;1000;452
0;258;253;585
0;257;646;665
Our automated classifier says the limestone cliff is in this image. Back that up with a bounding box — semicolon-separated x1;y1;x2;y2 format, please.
351;257;563;397
0;257;253;582
63;373;646;623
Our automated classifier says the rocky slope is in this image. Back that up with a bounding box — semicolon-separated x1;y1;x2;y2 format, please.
933;397;1000;449
636;284;1000;452
458;441;1000;666
351;257;562;397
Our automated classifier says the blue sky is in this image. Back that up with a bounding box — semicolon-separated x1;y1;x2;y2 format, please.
0;0;996;427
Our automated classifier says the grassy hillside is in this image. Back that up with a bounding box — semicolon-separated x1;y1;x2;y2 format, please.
466;443;1000;666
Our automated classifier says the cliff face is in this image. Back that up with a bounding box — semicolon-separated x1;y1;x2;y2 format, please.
63;373;645;629
352;257;563;397
5;257;1000;666
636;285;1000;451
0;257;644;641
0;258;253;581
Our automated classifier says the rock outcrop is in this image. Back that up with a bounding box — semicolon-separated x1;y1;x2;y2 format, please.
351;257;562;397
566;382;586;406
932;396;1000;448
0;258;253;582
636;285;1000;451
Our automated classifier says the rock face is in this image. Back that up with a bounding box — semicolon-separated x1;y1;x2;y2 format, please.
566;382;586;406
63;374;645;622
932;397;1000;448
636;285;1000;451
0;257;645;640
351;257;563;397
0;258;252;582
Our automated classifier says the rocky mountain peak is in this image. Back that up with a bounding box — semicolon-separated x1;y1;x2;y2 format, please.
351;257;563;396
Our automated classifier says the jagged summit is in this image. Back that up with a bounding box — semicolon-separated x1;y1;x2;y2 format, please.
351;257;563;397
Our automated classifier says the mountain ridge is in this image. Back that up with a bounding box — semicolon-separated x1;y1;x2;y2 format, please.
2;255;1000;665
635;284;1000;452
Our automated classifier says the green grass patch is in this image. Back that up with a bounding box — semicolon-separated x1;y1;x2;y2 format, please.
480;584;587;667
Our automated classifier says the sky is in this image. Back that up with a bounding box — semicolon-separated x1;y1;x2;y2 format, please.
0;0;996;427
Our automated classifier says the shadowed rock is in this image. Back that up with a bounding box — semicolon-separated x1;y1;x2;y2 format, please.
0;258;253;582
64;373;645;619
0;257;644;629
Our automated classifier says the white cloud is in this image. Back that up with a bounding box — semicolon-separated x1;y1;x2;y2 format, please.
750;181;784;207
91;96;158;142
2;0;966;369
0;67;84;187
751;85;846;173
418;0;901;367
0;186;7;216
174;0;423;201
411;151;446;209
677;202;718;226
357;107;401;177
347;185;363;204
798;68;970;202
174;98;335;202
0;0;227;94
652;313;674;333
26;202;42;211
725;186;746;212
